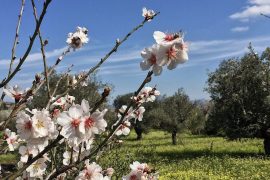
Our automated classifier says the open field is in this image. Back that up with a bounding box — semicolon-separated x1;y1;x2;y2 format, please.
99;130;270;179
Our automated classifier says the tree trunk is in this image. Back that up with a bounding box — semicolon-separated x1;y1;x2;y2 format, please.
263;128;270;155
172;130;177;145
264;138;270;155
134;126;143;140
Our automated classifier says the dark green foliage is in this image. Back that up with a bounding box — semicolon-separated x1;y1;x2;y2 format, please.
206;46;270;153
30;70;106;109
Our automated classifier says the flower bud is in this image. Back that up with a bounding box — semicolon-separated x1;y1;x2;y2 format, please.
102;87;111;97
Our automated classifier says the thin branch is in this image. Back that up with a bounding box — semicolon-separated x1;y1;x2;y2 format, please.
47;71;153;179
48;12;160;107
8;0;25;77
0;0;53;88
31;0;51;99
1;0;25;101
261;13;270;19
46;65;73;109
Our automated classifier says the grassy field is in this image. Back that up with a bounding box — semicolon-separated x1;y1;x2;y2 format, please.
99;130;270;180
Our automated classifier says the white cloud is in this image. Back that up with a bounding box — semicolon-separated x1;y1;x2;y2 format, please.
231;26;249;32
0;46;67;68
230;0;270;20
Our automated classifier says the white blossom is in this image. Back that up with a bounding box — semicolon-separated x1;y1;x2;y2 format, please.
115;121;131;136
31;109;55;138
78;72;88;87
63;150;78;165
3;85;26;102
142;7;155;21
156;41;188;70
67;26;89;50
57;104;84;146
19;145;38;163
133;106;145;121
133;87;160;104
117;105;134;121
16;112;34;141
153;31;182;46
140;44;163;76
75;160;104;180
26;158;47;178
4;129;19;151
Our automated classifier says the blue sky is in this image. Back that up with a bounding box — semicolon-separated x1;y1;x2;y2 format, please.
1;0;270;102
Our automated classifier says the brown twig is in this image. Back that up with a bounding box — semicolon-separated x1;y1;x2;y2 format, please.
1;0;25;101
31;0;51;99
8;0;25;75
261;13;270;19
46;64;73;109
0;0;53;88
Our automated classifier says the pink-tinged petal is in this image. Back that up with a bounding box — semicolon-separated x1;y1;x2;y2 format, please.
57;112;72;126
141;48;152;59
156;46;169;66
3;88;13;98
122;127;130;135
178;50;189;63
79;121;85;134
68;105;83;119
19;146;27;155
142;7;147;16
140;61;151;71
153;31;166;44
115;130;122;136
21;154;29;163
152;64;162;76
167;61;178;70
81;99;90;113
91;127;99;134
60;125;73;138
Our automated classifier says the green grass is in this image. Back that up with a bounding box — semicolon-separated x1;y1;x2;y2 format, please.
99;130;270;180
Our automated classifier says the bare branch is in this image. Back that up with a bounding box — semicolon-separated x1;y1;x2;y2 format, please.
31;0;51;99
261;13;270;19
1;0;25;101
0;0;53;88
8;0;25;77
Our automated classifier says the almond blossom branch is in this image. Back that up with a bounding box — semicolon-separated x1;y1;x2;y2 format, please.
46;65;73;109
47;70;153;180
1;0;25;101
0;0;53;88
3;135;63;180
48;12;160;107
4;84;112;180
4;11;159;179
31;0;51;99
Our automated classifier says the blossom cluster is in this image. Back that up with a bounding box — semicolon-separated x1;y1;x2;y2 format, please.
123;161;158;180
67;26;89;50
140;31;188;76
3;85;28;103
114;86;160;136
0;6;191;179
75;160;114;180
